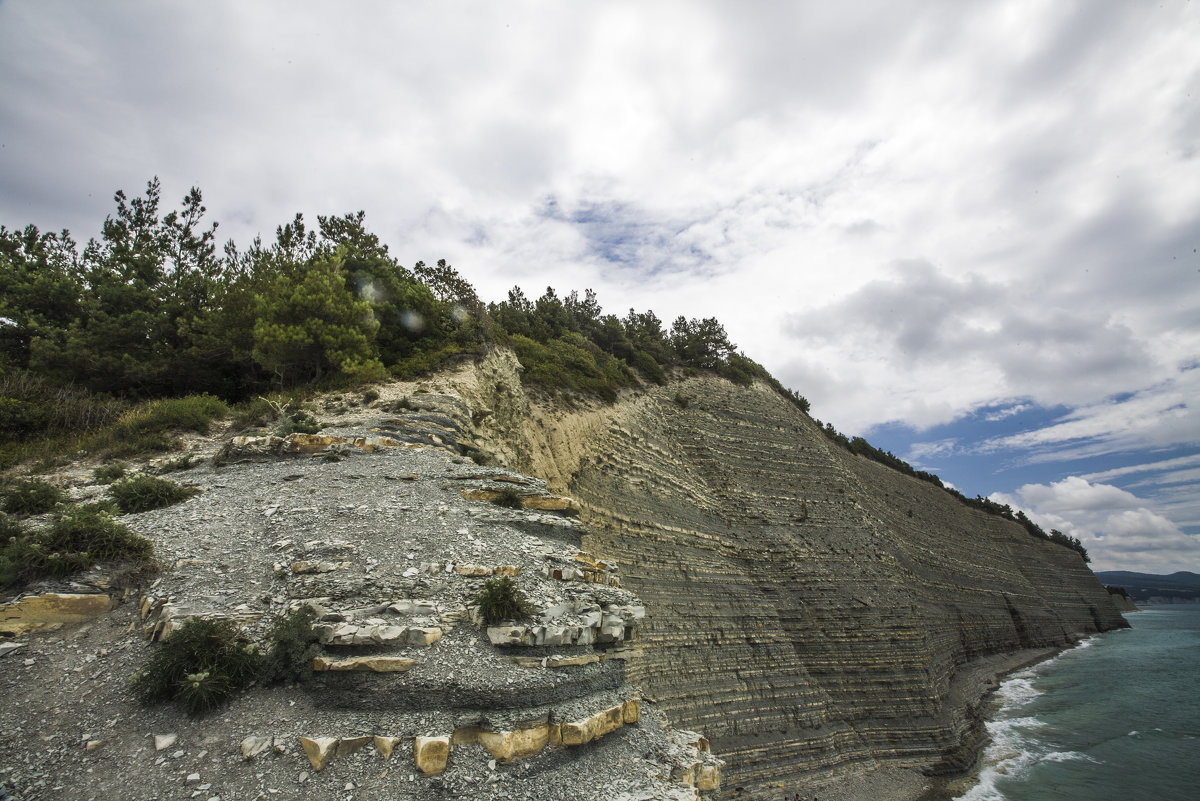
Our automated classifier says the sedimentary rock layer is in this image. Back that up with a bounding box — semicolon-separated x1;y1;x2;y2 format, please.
466;368;1126;799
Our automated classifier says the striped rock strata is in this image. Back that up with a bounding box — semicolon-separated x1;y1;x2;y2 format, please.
450;354;1129;799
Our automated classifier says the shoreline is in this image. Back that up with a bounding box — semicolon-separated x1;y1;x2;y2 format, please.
815;645;1069;801
915;646;1066;801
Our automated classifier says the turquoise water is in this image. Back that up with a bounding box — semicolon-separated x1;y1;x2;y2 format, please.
956;605;1200;801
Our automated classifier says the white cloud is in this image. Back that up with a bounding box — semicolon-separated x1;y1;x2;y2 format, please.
984;404;1033;422
993;477;1200;573
980;369;1200;463
1080;454;1200;484
1;1;1198;564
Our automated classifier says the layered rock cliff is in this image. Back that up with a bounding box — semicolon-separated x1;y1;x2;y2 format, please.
0;395;721;801
449;350;1129;799
0;349;1128;801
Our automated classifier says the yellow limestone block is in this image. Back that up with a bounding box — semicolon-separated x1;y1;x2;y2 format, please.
697;764;722;791
453;725;551;763
0;593;113;636
299;737;338;771
558;704;626;747
374;736;402;761
311;655;417;672
458;489;581;515
413;736;450;776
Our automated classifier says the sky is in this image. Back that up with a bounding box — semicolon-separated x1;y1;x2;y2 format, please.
1;1;1197;574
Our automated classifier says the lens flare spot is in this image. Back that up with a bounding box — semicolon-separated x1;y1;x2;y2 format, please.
401;309;425;333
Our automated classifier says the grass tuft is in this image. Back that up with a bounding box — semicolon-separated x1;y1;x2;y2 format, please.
131;617;262;717
474;576;533;624
108;475;198;514
0;506;153;588
1;477;66;515
82;394;227;460
490;486;524;509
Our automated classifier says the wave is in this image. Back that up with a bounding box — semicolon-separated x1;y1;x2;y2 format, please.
994;676;1042;708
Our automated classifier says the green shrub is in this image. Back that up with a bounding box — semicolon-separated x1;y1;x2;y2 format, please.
131;617;263;716
491;486;524;509
629;350;666;385
361;388;380;405
109;475;198;514
0;506;153;587
462;446;491;466
0;514;29;586
390;342;469;380
41;506;154;565
474;576;532;624
0;396;44;437
0;371;127;437
385;396;415;412
127;395;228;434
508;333;635;403
229;396;278;430
82;394;227;459
276;408;320;436
0;513;25;540
93;461;129;484
2;477;66;515
158;453;198;473
81;498;121;516
259;606;320;684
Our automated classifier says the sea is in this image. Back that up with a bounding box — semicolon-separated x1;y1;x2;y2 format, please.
955;604;1200;801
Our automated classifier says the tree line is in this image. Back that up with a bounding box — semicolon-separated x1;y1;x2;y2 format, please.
1;178;1085;563
1;179;794;421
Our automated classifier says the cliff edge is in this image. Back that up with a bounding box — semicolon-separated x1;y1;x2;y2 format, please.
450;350;1129;799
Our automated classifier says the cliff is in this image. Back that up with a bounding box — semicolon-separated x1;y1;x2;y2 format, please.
453;351;1129;799
0;390;720;801
0;349;1129;801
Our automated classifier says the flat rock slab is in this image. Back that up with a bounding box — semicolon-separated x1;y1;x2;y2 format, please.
0;592;113;636
312;656;417;673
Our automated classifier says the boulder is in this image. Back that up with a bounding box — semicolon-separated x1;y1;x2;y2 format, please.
299;737;338;771
336;736;373;757
486;625;529;646
373;736;402;761
413;736;450;776
406;627;442;646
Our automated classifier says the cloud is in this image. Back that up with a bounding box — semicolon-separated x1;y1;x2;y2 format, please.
1;1;1198;561
781;261;1175;431
983;404;1032;423
979;368;1200;463
1081;454;1200;485
993;477;1200;573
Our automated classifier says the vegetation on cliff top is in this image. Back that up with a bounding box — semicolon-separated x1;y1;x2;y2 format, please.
0;178;1086;563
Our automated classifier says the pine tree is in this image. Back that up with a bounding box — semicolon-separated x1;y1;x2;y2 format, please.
251;247;384;385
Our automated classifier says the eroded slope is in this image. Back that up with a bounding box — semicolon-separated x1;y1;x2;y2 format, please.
456;354;1127;799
